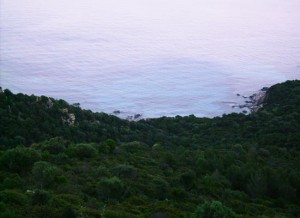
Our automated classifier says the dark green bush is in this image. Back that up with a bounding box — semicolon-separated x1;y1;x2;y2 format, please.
0;190;27;206
0;148;41;173
112;165;137;179
32;161;62;188
191;200;238;218
66;143;97;159
97;177;124;201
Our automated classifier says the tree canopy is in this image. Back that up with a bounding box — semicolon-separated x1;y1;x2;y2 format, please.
0;80;299;217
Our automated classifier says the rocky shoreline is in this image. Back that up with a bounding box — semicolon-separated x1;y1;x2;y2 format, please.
233;87;269;113
111;87;270;120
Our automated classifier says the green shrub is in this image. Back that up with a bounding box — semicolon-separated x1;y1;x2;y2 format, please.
180;169;196;189
66;143;97;159
39;137;68;154
31;190;50;205
151;177;170;200
1;174;22;189
112;165;137;179
0;147;41;173
96;166;111;178
32;161;62;188
0;190;27;206
191;200;238;218
49;193;83;217
0;209;19;218
121;141;149;153
97;177;124;201
103;211;131;218
104;139;117;153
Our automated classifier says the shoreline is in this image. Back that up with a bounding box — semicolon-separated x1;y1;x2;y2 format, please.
233;87;269;114
112;87;270;121
0;85;270;121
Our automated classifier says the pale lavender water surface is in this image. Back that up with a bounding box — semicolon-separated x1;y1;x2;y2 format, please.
1;0;300;118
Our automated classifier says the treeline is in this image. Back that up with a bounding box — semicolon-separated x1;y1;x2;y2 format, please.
0;80;299;217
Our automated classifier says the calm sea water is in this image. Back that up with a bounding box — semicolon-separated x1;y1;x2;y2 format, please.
1;0;299;118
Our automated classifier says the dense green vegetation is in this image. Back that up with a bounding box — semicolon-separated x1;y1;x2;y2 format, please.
0;80;299;217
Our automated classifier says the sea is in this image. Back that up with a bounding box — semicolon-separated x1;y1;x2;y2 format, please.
1;0;299;119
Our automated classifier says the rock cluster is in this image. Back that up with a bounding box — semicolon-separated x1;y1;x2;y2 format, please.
127;114;142;121
234;87;269;113
113;110;121;115
61;108;76;125
47;98;54;108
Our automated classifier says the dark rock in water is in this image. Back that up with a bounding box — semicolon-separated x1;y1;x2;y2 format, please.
125;114;142;121
236;93;240;96
249;94;256;100
235;87;268;114
113;110;121;114
134;114;141;119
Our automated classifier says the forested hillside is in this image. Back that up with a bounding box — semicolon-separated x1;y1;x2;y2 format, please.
0;80;299;217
